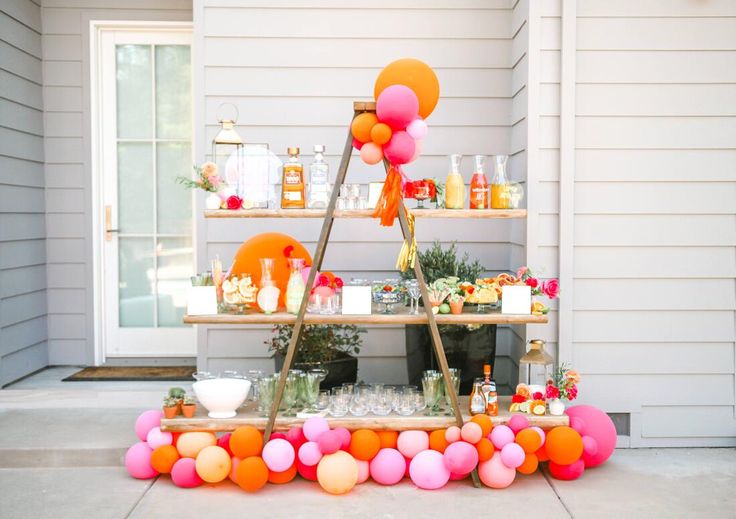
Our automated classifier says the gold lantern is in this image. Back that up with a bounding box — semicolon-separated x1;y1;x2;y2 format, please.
212;103;244;196
519;339;553;388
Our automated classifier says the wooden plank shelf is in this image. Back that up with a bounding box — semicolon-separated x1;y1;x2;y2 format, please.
204;208;527;219
183;308;548;326
160;397;569;433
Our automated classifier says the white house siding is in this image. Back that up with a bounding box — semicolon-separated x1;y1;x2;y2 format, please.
195;0;521;384
0;0;48;386
39;0;192;366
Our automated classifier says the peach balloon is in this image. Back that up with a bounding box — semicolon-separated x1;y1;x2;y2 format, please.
177;432;217;459
461;422;483;444
360;142;383;165
195;445;232;483
317;451;359;495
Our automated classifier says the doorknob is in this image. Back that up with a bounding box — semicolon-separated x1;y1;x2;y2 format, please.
105;205;119;241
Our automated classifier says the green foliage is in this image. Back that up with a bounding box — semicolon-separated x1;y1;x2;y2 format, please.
163;396;178;407
168;387;186;400
183;395;196;405
267;325;366;365
401;241;484;284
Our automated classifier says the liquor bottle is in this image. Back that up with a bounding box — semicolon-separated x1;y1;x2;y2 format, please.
469;378;486;415
444;154;465;209
480;364;498;416
469;155;489;209
281;147;305;209
307;144;330;209
491;154;510;209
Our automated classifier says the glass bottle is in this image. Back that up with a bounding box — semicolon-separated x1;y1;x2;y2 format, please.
281;147;305;209
491;154;510;209
307;144;330;209
469;155;489;209
285;258;306;314
444;154;465;209
469;378;486;415
480;364;498;416
258;258;276;288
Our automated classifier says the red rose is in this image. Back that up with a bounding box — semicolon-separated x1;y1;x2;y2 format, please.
317;274;330;287
403;182;416;199
532;391;543;400
334;277;344;289
541;279;560;299
226;195;242;210
525;277;539;289
511;394;526;403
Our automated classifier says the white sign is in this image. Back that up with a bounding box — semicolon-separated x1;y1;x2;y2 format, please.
341;286;372;315
187;286;218;316
501;285;532;314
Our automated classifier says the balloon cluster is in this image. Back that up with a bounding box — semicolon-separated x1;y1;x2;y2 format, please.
352;58;439;167
125;405;616;493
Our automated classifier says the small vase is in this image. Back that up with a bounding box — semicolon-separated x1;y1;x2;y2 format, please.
548;398;566;416
163;406;177;419
205;192;222;210
449;300;464;315
181;404;196;418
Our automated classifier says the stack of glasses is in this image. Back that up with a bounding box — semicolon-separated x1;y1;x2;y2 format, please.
326;383;429;418
421;369;461;416
255;369;329;417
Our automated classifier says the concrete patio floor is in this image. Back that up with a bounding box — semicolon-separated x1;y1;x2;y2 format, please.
1;367;734;519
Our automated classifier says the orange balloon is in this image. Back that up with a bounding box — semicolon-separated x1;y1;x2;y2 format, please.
231;233;312;307
429;429;449;453
536;444;550;462
470;414;493;438
516;428;542;454
230;426;263;460
268;463;298;484
370;123;393;145
349;429;381;461
377;430;398;449
545;426;584;466
351;112;379;143
236;456;269;492
374;58;440;119
517;453;539;475
151;445;179;474
475;438;495;462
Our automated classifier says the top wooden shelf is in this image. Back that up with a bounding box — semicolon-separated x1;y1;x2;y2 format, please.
205;208;527;219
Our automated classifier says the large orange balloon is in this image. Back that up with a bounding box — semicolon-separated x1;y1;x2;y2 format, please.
516;428;542;454
471;414;493;438
377;430;398;449
231;233;312;307
545;426;584;466
349;430;381;461
268;463;298;484
229;426;263;459
475;438;495;462
351;112;379;143
517;453;539;475
429;429;449;453
374;58;440;119
151;445;179;474
236;456;269;492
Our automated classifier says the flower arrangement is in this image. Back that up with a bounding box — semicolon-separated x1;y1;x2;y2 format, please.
515;266;559;315
177;162;224;193
546;363;580;401
314;273;344;292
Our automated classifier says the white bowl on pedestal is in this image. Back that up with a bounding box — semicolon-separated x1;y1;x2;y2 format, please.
192;378;251;418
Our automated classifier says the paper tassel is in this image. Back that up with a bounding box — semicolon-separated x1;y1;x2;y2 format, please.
395;207;417;273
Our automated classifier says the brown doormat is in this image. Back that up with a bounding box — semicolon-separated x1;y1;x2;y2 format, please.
63;366;195;382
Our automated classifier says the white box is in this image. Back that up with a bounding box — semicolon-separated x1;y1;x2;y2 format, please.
341;286;372;315
187;286;218;315
501;285;532;314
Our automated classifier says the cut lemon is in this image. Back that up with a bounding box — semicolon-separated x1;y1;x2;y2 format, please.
223;291;240;305
520;401;530;413
222;279;237;294
532;404;546;416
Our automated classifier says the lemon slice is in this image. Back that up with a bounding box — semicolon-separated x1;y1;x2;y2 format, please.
532;404;546;416
223;290;240;305
222;279;237;294
242;199;254;210
520;401;530;413
238;277;253;294
509;403;520;413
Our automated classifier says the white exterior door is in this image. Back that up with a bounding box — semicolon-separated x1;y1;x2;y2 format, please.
98;27;194;357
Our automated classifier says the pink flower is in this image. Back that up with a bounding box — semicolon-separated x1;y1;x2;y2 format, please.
516;266;528;279
334;277;344;289
525;277;539;289
545;384;560;400
225;195;242;210
541;279;560;299
201;161;218;178
317;274;330;287
532;391;543;401
209;175;221;187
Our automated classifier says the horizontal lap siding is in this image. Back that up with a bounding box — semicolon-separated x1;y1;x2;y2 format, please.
40;1;192;365
199;1;517;380
573;1;736;445
0;0;48;385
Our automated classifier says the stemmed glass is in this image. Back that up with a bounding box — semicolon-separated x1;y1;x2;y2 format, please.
302;369;328;412
257;375;276;417
405;279;421;315
281;373;299;416
246;369;264;402
442;368;462;415
422;370;442;416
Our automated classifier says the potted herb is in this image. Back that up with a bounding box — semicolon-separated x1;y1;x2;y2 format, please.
267;324;366;389
448;293;465;315
163;397;179;419
401;241;494;394
181;395;197;418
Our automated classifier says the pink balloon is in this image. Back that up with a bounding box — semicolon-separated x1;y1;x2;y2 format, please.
404;456;411;478
125;442;158;479
218;433;234;456
409;450;451;490
490;425;515;449
582;435;599;457
356;459;370;484
298;441;323;466
443;441;479;475
229;456;240;483
460;422;483;444
270;432;288;441
407;138;423;164
286;427;306;449
565;405;617;468
370;448;405;485
171;457;203;488
478;452;516;489
134;410;162;442
360;142;383;165
406;118;428;140
549;459;585;481
317;430;341;455
352;138;364;150
146;427;172;450
445;426;461;444
262;438;295;473
500;443;525;469
297;459;318;481
569;416;587;436
450;471;469;481
376;85;419;130
303;417;330;442
333;427;352;451
508;414;530;434
383;131;416;166
530;426;546;446
397;430;429;459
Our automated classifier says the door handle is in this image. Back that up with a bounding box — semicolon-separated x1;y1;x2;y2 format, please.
105;205;119;241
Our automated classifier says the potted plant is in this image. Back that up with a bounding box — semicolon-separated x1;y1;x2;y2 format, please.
181;395;197;418
545;363;580;416
168;387;185;410
163;397;179;419
401;241;493;394
448;293;465;315
267;324;366;389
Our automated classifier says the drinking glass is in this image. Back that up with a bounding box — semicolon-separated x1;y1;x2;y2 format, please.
257;375;276;417
422;372;442;416
396;391;417;416
329;388;349;417
246;369;264;401
302;369;328;412
281;373;299;416
371;392;393;416
442;368;462;415
193;371;214;381
221;370;240;379
341;383;355;396
315;390;330;411
349;393;369;416
405;280;421;315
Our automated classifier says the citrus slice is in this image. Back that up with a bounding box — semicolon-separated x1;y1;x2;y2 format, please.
532;404;546;416
222;279;237;294
509;403;520;413
223;290;240;305
242;199;254;210
238;277;253;294
520;401;530;413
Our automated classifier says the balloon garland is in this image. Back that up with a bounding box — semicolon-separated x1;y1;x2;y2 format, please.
125;405;616;493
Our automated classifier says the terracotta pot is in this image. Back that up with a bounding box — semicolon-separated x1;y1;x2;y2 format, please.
181;404;196;418
163;406;178;419
449;300;464;315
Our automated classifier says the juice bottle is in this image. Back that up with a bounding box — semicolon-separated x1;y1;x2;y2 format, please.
469;378;486;415
491;154;510;209
469;155;489;209
281;147;305;209
444;154;465;209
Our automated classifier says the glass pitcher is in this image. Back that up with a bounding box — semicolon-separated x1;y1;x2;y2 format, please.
285;258;306;314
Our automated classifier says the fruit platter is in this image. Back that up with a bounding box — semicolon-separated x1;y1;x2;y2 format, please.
221;275;258;311
371;280;406;314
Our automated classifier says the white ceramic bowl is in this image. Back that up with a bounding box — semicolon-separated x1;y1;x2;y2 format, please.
192;378;251;418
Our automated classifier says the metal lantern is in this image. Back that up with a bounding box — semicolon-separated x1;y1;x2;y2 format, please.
519;339;554;388
212;103;244;197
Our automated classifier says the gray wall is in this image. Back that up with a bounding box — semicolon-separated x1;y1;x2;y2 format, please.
40;0;192;366
0;0;48;386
